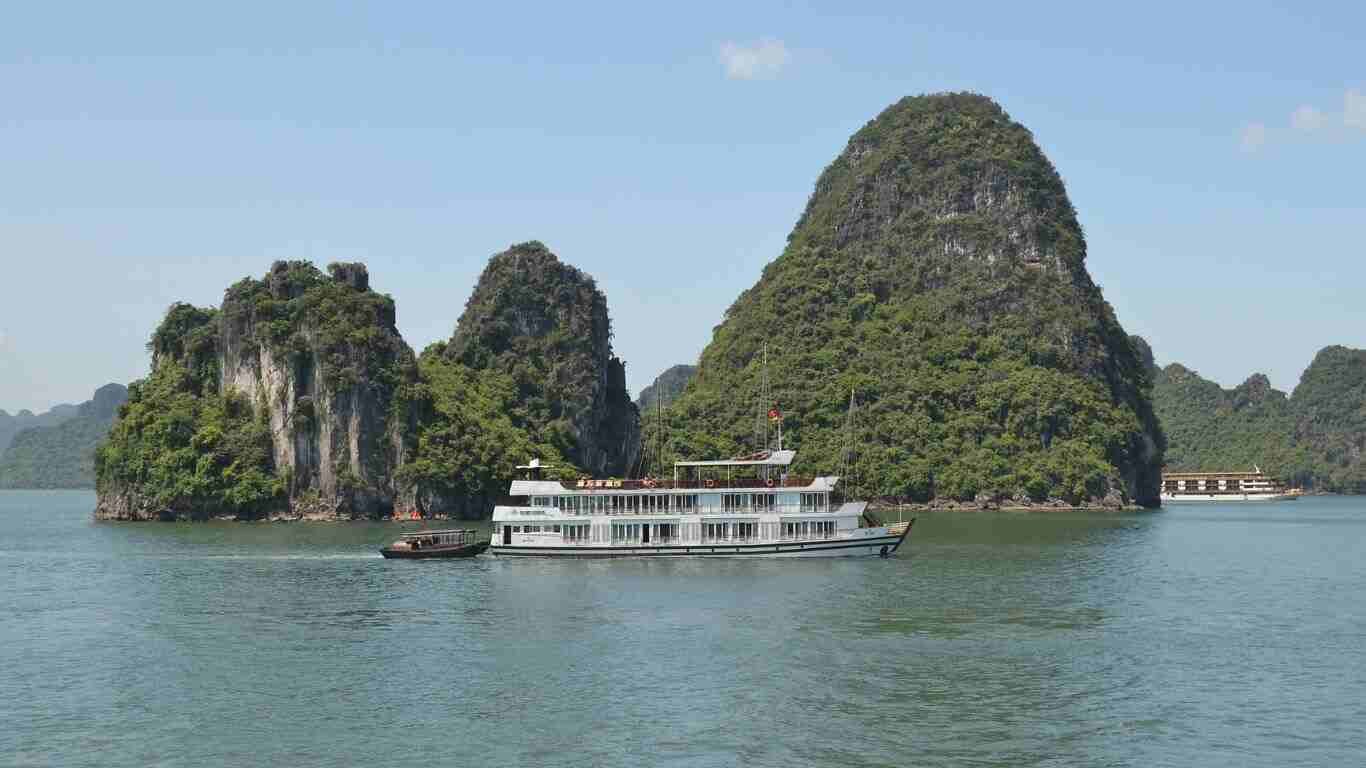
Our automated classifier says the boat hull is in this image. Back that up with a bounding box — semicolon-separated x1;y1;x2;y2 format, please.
1161;494;1298;503
380;542;489;559
487;532;908;558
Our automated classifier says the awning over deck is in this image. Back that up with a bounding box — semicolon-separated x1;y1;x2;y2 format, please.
673;450;795;469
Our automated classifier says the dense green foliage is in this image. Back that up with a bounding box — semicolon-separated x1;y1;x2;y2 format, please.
656;93;1163;505
96;346;283;518
1152;364;1313;485
1291;346;1366;492
221;261;407;392
0;384;126;489
96;261;419;518
637;365;697;412
446;242;637;476
95;253;640;519
396;343;575;511
1153;346;1366;492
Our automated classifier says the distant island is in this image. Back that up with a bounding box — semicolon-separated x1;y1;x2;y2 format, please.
0;384;127;489
1150;344;1366;493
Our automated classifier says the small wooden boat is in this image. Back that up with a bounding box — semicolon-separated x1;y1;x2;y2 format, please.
380;528;489;559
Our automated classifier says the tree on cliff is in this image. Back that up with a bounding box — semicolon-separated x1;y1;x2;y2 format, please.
655;93;1165;506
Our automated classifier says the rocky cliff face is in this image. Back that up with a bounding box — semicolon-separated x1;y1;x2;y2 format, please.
216;261;418;517
96;262;419;520
666;93;1164;506
445;242;639;477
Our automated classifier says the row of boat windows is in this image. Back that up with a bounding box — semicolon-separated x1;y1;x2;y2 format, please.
530;492;829;515
503;520;842;544
1164;479;1269;491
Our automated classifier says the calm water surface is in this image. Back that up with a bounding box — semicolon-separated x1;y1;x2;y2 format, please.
3;491;1364;767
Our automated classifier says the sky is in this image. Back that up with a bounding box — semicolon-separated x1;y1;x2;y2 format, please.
1;1;1363;413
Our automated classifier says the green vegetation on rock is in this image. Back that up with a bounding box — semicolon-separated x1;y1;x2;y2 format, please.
94;250;640;520
395;344;576;517
96;262;419;520
445;241;638;478
654;93;1164;506
0;384;127;489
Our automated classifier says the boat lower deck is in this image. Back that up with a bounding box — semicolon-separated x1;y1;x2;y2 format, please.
488;531;908;558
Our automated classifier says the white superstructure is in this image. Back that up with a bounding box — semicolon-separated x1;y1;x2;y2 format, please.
488;453;911;558
1160;468;1300;503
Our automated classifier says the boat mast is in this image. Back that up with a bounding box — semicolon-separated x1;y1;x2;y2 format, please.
840;387;857;499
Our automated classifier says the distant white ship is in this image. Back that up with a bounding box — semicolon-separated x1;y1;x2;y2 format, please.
1160;467;1301;503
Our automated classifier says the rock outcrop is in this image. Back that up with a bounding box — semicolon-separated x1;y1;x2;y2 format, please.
445;242;639;477
95;262;419;520
666;93;1165;506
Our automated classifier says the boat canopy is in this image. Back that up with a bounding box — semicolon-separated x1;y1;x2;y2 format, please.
674;450;795;469
398;529;476;539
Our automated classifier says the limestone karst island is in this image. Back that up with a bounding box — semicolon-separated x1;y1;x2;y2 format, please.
21;94;1335;522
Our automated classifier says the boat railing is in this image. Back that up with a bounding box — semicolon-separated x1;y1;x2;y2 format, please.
562;477;814;491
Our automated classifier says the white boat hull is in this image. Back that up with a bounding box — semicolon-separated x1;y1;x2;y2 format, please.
1161;493;1298;503
488;532;907;558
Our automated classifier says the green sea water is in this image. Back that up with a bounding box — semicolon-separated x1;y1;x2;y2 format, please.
3;491;1364;767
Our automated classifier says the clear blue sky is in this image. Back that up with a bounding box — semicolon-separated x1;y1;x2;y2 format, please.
2;1;1363;413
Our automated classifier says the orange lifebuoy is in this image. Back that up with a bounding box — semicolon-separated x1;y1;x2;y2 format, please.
704;479;716;489
766;478;775;488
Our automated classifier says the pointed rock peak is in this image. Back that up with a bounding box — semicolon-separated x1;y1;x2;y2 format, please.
445;241;638;477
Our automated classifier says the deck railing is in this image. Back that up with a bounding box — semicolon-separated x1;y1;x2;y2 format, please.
561;477;814;491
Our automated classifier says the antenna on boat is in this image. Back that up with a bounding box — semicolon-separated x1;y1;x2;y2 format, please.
754;342;771;453
840;387;857;499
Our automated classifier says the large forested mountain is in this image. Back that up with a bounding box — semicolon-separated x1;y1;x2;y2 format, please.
0;384;127;488
1153;345;1366;492
657;93;1165;506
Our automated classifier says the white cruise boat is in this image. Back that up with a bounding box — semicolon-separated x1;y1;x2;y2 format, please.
1160;467;1301;503
488;453;912;558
